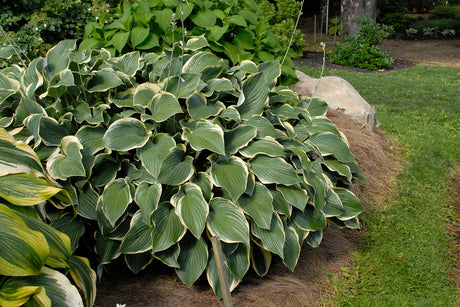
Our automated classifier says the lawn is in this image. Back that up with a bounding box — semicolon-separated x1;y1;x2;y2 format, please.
298;64;460;306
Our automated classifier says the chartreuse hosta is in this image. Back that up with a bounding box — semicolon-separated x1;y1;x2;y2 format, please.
0;39;365;299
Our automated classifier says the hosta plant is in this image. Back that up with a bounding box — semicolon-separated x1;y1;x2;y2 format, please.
79;0;298;84
0;128;96;306
0;39;365;298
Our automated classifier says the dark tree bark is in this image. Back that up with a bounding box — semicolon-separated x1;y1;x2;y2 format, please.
341;0;377;36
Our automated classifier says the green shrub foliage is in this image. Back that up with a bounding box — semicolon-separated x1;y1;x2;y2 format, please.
329;18;394;70
80;0;300;84
0;38;365;298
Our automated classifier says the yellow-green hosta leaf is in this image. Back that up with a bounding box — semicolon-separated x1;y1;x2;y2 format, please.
151;202;186;253
182;120;225;155
237;183;273;230
0;173;61;206
210;156;248;202
249;155;300;186
276;185;308;212
251;213;285;258
175;236;208;287
101;178;132;227
137;133;176;179
119;211;153;254
282;226;301;271
47;136;86;181
207;198;250;246
157;145;194;186
134;182;162;225
68;255;96;307
149;92;183;122
18;213;71;269
103;118;151;152
0;203;49;276
0;282;46;307
191;9;216;28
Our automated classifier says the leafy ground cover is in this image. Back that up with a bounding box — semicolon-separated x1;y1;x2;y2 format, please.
298;64;460;306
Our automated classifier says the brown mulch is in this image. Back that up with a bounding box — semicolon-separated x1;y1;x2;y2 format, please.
94;109;401;307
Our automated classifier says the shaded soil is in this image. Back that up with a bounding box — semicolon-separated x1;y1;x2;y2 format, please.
95;110;401;307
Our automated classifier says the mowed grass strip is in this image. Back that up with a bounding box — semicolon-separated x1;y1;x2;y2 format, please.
298;65;460;306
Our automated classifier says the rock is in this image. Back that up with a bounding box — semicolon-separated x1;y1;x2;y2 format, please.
294;70;379;129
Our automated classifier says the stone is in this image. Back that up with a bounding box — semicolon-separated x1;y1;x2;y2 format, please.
293;70;379;129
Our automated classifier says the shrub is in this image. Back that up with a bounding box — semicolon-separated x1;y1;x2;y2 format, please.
80;0;302;84
0;128;96;306
329;18;394;70
377;0;408;15
0;38;365;298
411;18;460;31
429;6;460;20
379;12;416;32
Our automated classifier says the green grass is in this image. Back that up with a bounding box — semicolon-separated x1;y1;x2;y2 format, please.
298;65;460;306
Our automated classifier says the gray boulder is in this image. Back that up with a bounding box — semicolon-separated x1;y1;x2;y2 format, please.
294;70;379;129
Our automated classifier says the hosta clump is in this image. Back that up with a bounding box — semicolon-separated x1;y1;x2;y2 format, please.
80;0;298;84
0;39;365;298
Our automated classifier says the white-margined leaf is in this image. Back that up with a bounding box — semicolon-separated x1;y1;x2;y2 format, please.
45;40;76;81
186;93;225;120
184;35;209;51
251;213;285;258
133;82;160;107
306;229;323;247
134;182;161;225
154;244;180;268
239;137;285;158
292;207;327;231
237;183;273;230
183;52;220;74
137;133;176;179
176;235;208;287
247;115;278;138
125;251;153;274
91;154;120;187
149;92;183;122
157;145;194;186
101;178;132;227
103;118;151;151
67;255;96;307
258;61;281;88
283;226;301;271
164;73;201;99
207;198;250;246
76;125;106;155
323;188;345;217
250;155;300;186
271;190;292;217
334;187;364;221
109;51;141;76
202;78;233;96
151;202;186;253
182;120;225;155
210;156;248;202
276;185;308;212
224;124;257;154
38;116;69;146
222;243;250;281
47;136;86;180
22;57;45;98
74;102;109;125
236;72;270;120
307;132;355;162
206;250;240;300
250;243;271;277
120;211;153;254
86;69;124;92
171;183;208;238
0;72;19;104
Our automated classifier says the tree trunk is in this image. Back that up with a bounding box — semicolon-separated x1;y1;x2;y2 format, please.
341;0;377;36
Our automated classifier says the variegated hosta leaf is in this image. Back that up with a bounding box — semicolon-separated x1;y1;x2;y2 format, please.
250;243;272;277
237;183;273;230
224;124;257;154
47;136;86;180
175;235;208;287
0;127;44;176
22;57;45;99
221;243;250;281
186;93;225;120
210;156;248;202
103;118;151;151
74;102;109;125
191;172;213;202
137;133;176;179
157;145;194;186
133;82;160;107
45;40;76;81
125;252;153;274
334;187;364;221
108;51;141;76
86;69;124;92
94;231;121;274
258;61;281;88
236;72;270;120
184;36;210;51
283;226;301;271
38;116;69;146
202;78;233;96
323;188;345;217
154;244;180;268
271;190;292;217
247;115;278;138
120;211;153;254
149;92;183;122
306;98;328;116
307;132;355;163
239;137;285;158
67;255;96;307
0;203;48;276
164;73;201;99
249;155;300;186
91;154;120;187
101;178;132;227
0;267;84;307
182;120;225;155
76;125;106;155
134;182;162;225
276;185;308;212
292;207;327;232
0;173;61;206
171;183;209;238
0;280;48;307
206;250;241;300
306;229;323;247
251;213;285;258
182;52;220;74
0;72;19;104
207;198;250;246
18;212;71;269
151;202;186;253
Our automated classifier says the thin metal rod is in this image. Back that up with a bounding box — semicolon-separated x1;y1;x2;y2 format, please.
211;236;233;307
